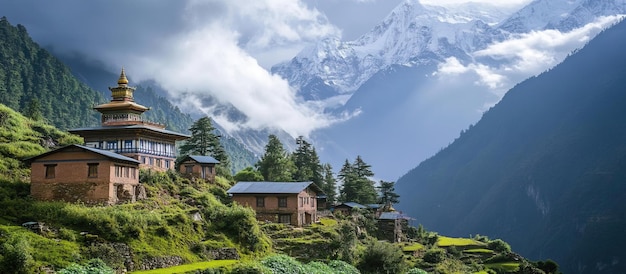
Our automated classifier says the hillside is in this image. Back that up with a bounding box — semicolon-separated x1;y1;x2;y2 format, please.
396;19;626;274
0;103;556;273
0;17;102;129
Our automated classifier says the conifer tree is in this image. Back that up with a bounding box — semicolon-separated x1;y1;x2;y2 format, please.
179;116;231;175
256;134;295;181
338;156;377;204
291;136;323;185
321;163;337;204
377;180;400;206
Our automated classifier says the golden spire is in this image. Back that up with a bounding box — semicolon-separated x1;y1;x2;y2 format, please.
117;67;129;86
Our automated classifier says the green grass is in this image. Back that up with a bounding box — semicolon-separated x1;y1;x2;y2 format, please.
437;236;486;247
129;260;238;274
319;218;338;227
485;262;520;272
463;248;494;254
401;243;424;252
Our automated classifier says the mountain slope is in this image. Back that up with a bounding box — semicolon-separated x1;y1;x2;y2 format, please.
395;19;626;274
0;17;102;129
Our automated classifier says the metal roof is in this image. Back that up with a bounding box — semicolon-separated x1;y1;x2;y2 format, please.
69;125;190;138
378;212;413;220
338;202;367;209
185;155;220;164
227;181;322;194
25;144;140;164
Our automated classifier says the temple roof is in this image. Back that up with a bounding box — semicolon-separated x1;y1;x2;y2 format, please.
69;124;190;140
93;101;149;112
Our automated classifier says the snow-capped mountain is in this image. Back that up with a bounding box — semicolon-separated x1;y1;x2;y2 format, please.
273;0;625;106
272;0;512;102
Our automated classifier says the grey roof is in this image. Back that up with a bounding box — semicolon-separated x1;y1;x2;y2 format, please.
184;155;220;164
367;204;383;209
25;144;140;164
69;125;190;138
227;181;322;194
338;202;367;209
378;212;413;220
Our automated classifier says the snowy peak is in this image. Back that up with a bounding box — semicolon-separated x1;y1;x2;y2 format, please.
272;0;508;97
499;0;626;33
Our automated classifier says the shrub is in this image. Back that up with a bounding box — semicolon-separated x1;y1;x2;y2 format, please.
57;259;114;274
0;235;34;274
231;261;272;274
357;240;408;274
407;268;428;274
487;239;511;253
327;260;360;274
261;254;306;274
422;248;446;264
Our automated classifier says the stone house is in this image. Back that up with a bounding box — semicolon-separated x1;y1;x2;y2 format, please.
178;155;220;182
333;202;368;215
27;144;142;205
227;181;323;226
377;212;412;243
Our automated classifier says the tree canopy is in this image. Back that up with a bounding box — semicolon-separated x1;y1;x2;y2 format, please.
256;134;295;181
338;156;377;204
179;116;231;176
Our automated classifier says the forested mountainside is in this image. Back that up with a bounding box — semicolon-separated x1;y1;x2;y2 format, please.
0;17;101;129
396;19;626;274
0;18;257;172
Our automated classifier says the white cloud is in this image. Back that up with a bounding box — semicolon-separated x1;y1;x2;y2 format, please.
116;0;348;137
420;0;532;8
434;15;625;98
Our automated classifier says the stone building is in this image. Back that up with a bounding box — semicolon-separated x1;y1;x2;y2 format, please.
27;144;142;205
69;69;189;171
227;181;323;226
178;155;220;182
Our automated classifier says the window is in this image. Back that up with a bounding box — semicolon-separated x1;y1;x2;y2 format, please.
156;158;161;168
279;214;291;224
88;163;99;178
115;165;122;177
124;167;130;178
165;160;170;169
45;164;56;179
131;167;136;179
124;140;133;149
256;197;265;207
278;197;288;208
185;165;193;174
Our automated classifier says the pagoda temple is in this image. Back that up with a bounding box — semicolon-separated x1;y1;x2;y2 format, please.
70;69;189;171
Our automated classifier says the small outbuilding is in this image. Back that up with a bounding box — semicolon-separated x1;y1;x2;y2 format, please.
333;202;368;215
178;155;220;182
27;144;141;205
377;212;413;243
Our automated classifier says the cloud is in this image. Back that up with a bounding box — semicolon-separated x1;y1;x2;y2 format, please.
434;15;625;98
2;0;346;137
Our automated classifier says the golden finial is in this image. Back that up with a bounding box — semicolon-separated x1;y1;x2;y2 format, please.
117;67;129;86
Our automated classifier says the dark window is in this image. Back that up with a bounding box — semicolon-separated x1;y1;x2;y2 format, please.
278;214;291;224
278;197;288;208
45;164;56;179
256;197;265;207
88;163;99;178
185;165;193;174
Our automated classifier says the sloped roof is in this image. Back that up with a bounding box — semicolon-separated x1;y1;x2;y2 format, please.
25;144;140;164
227;181;323;194
69;125;190;139
337;202;367;209
181;155;220;164
378;212;413;220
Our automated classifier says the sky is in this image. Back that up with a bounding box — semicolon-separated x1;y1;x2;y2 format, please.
0;0;604;139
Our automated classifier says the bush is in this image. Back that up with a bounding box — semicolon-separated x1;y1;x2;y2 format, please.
261;254;306;274
407;268;428;274
57;259;114;274
487;239;511;253
230;261;272;274
357;240;408;274
327;260;360;274
422;248;446;264
0;235;34;274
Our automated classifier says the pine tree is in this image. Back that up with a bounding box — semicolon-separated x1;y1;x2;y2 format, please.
321;163;337;204
256;134;295;181
338;156;377;204
377;180;400;206
291;136;323;185
178;116;231;175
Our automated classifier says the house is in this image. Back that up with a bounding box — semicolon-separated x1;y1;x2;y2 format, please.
333;202;368;215
377;212;413;243
27;144;142;205
69;69;189;171
178;155;220;181
227;181;323;226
